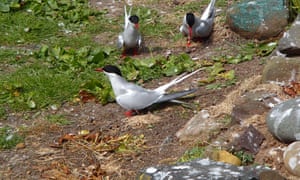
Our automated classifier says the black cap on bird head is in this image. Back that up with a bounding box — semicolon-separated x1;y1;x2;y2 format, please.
129;15;139;24
102;65;122;76
186;13;195;27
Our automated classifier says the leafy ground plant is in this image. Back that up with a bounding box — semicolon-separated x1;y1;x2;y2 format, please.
233;150;254;165
178;146;206;163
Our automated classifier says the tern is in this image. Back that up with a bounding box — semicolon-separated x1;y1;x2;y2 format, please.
180;0;216;47
96;65;201;116
117;5;142;57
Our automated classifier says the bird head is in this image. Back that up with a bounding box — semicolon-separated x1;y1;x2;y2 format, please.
185;13;195;47
95;65;122;77
129;15;139;29
186;13;195;28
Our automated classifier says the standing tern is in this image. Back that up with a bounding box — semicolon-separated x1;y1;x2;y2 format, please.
180;0;216;47
95;65;201;116
117;5;142;57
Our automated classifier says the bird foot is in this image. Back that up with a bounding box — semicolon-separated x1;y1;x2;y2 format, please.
125;110;138;117
186;38;191;47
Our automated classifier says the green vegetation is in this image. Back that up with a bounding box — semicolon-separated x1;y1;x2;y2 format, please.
233;150;254;165
289;0;300;22
46;114;72;125
178;146;206;162
0;0;276;121
0;126;24;149
0;0;201;115
0;63;84;110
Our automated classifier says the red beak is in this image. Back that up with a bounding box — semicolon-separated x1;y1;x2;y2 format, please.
187;27;192;47
135;23;139;29
95;68;103;72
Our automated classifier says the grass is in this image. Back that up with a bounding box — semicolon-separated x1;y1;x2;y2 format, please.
0;11;59;45
0;126;24;149
0;63;84;110
46;114;72;125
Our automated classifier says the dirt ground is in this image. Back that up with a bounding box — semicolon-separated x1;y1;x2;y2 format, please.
0;0;297;179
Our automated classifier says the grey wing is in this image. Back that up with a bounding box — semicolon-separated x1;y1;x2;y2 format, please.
116;88;161;110
117;33;124;49
195;19;213;38
137;33;142;48
155;89;196;104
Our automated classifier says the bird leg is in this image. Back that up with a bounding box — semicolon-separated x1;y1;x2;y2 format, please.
133;48;138;56
187;27;193;47
121;50;127;58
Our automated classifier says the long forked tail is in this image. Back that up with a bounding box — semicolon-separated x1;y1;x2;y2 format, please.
156;89;197;104
154;68;204;94
201;0;216;20
124;5;132;29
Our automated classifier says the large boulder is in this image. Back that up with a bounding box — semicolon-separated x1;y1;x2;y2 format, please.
278;15;300;57
266;97;300;143
138;158;271;180
284;141;300;177
262;56;300;84
226;0;288;40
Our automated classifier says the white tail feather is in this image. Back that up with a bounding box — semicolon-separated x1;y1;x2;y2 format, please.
154;67;204;93
201;0;216;20
124;5;132;29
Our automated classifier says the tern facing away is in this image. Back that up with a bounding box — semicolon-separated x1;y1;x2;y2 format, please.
117;5;142;57
180;0;216;47
96;65;201;116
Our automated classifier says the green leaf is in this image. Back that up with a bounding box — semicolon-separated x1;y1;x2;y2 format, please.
91;51;105;64
47;0;59;10
220;70;235;80
50;46;62;59
163;64;180;76
0;2;10;12
136;58;156;68
209;62;225;76
9;0;20;9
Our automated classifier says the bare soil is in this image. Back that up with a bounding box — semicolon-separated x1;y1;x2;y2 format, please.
0;0;297;179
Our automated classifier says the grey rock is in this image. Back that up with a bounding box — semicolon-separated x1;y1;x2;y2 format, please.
138;158;270;180
233;125;265;154
266;97;300;143
259;170;286;180
283;141;300;177
278;15;300;57
231;91;279;124
176;110;227;142
262;56;300;84
226;0;288;40
231;100;269;124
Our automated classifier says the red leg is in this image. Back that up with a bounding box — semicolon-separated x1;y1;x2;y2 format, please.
121;50;126;58
133;48;138;56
